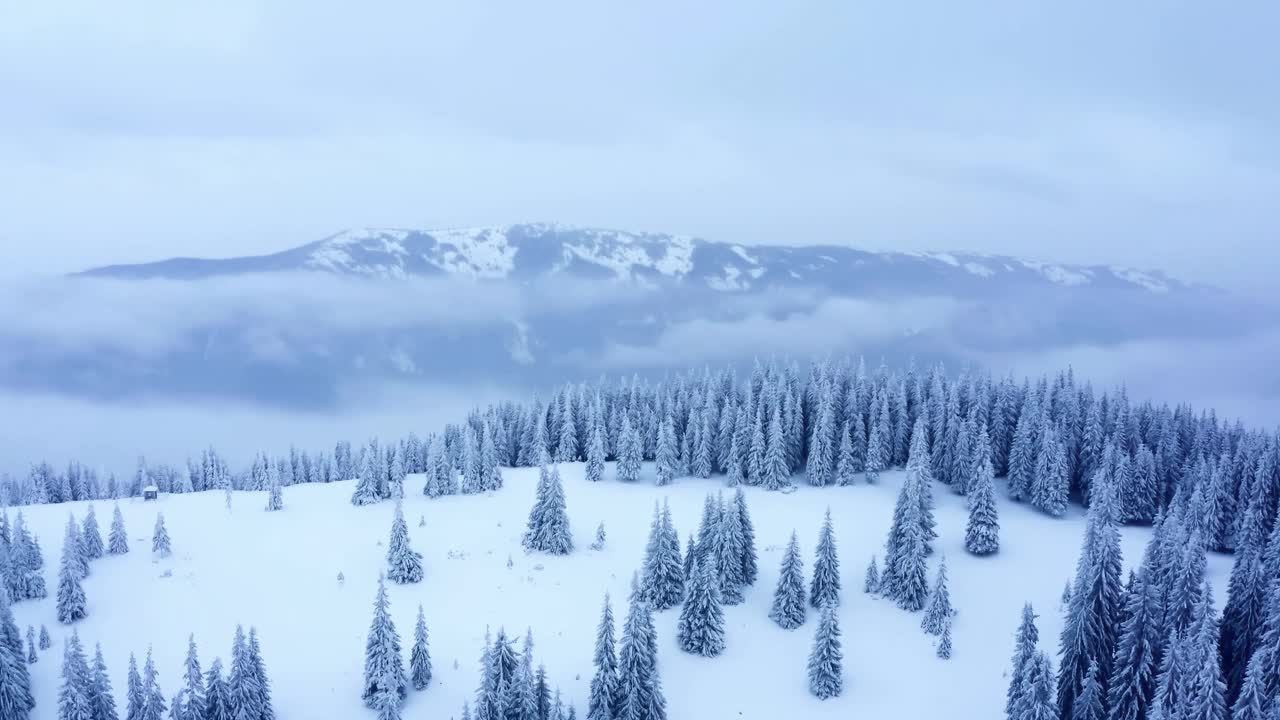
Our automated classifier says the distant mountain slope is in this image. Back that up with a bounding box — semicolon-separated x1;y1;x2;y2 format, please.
80;223;1193;297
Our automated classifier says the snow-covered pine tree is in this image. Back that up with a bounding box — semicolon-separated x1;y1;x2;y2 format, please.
616;592;666;720
920;556;953;635
1007;395;1040;501
616;417;642;484
39;626;50;651
641;502;684;611
410;605;432;691
1031;425;1068;517
747;408;766;487
57;521;88;624
264;467;283;512
90;642;118;720
180;635;206;720
362;576;406;708
769;532;806;630
587;595;619;720
655;416;677;487
24;627;34;665
713;497;747;606
965;449;1000;556
522;465;573;555
351;449;381;506
151;514;171;558
58;630;93;720
809;510;840;609
732;488;758;586
81;506;104;560
1228;651;1267;720
1005;604;1040;720
1106;560;1160;720
937;617;953;660
141;648;166;720
1017;651;1057;720
204;658;230;720
585;423;606;484
676;555;726;657
386;501;424;585
864;408;886;484
692;411;713;480
834;422;857;487
66;515;89;580
762;406;790;491
590;523;607;551
126;652;143;720
1056;473;1122;720
807;603;843;700
864;556;879;594
682;534;697;585
806;391;835;487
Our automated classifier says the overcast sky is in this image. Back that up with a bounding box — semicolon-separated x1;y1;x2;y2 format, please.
1;1;1276;288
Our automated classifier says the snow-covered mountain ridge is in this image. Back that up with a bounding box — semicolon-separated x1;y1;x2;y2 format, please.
79;223;1192;295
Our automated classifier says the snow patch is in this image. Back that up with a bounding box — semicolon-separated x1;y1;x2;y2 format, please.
1111;267;1170;293
962;262;994;278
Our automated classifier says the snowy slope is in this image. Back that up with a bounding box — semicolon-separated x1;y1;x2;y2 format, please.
79;223;1195;296
10;464;1230;720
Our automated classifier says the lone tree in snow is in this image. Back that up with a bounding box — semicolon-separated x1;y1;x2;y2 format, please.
362;575;406;709
769;531;806;630
920;556;954;636
409;605;432;691
386;501;424;585
39;625;51;650
57;521;88;624
152;513;171;558
589;523;606;551
677;555;725;657
522;465;573;555
807;603;843;700
809;510;840;609
81;505;104;560
864;556;879;595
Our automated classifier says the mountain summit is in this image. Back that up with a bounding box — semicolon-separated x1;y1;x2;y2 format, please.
80;223;1187;296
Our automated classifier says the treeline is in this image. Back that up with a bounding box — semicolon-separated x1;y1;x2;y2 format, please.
5;358;1276;551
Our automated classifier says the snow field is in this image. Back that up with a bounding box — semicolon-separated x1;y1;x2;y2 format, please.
10;463;1230;719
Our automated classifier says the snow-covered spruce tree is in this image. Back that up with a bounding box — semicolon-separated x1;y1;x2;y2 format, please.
807;603;843;700
585;424;606;484
204;659;230;720
181;635;206;720
141;648;167;720
81;506;104;560
1030;425;1068;517
1056;474;1122;720
731;488;759;586
264;468;283;512
809;510;840;610
587;595;619;720
692;411;713;480
746;409;766;486
769;532;806;630
351;449;382;506
362;576;406;708
90;642;118;720
1006;395;1040;502
1105;560;1159;720
920;556;953;636
1017;651;1057;720
410;605;432;691
677;555;726;657
694;494;720;565
249;630;277;720
151;514;171;558
616;416;642;484
386;501;424;585
590;523;606;551
39;626;50;651
806;393;835;487
863;556;879;594
713;497;747;606
1228;651;1267;720
57;522;88;624
126;652;143;720
682;534;697;585
834;422;857;487
24;627;34;665
641;502;683;611
965;448;1000;556
523;465;573;555
889;487;929;612
936;617;953;660
655;416;678;487
761;406;790;491
616;592;665;720
66;515;90;580
58;630;93;720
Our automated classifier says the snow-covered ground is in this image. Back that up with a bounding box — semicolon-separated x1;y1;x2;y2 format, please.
11;464;1231;719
